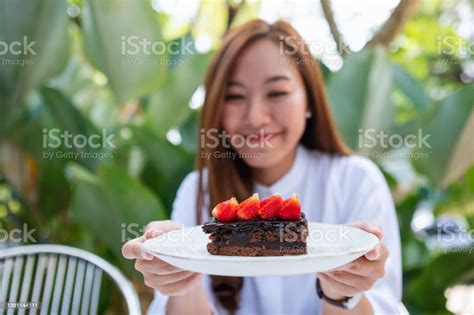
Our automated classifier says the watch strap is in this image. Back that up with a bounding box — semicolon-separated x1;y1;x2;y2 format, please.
316;277;363;310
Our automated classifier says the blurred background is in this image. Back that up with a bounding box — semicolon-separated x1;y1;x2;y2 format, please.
0;0;473;313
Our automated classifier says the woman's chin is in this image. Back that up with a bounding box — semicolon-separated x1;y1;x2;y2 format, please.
237;148;282;168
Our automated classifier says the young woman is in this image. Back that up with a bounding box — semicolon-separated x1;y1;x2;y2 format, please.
123;19;401;315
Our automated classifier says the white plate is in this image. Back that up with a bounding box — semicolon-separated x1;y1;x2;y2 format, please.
143;222;379;276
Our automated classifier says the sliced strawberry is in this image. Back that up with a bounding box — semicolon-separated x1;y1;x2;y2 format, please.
212;197;239;222
259;193;283;219
237;193;260;220
279;194;301;221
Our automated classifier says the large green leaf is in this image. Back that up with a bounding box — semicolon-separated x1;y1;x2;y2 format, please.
0;0;70;130
68;163;167;257
81;0;166;103
145;52;211;137
327;48;394;151
40;87;93;137
413;86;474;187
409;249;474;311
392;64;431;112
39;87;112;169
131;125;194;211
133;126;193;179
435;166;474;219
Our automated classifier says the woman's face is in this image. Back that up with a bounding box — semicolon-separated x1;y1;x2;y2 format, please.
222;39;308;169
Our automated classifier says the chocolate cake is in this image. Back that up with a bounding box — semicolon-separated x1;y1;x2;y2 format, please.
202;193;308;256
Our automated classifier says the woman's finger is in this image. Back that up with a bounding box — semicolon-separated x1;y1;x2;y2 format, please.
346;221;383;240
365;244;381;261
144;228;164;240
322;270;374;292
122;237;153;260
135;258;182;275
334;256;378;277
145;220;183;238
318;273;359;297
143;270;195;287
157;273;203;296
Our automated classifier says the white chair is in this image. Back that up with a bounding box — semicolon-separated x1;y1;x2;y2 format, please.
0;244;141;315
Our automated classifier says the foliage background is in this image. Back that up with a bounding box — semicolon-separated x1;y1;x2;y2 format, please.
0;0;473;313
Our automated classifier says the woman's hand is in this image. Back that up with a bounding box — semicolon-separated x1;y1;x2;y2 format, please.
317;221;389;301
122;220;203;296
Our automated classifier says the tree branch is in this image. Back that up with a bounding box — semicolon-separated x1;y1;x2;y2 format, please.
226;0;246;32
320;0;350;57
365;0;420;48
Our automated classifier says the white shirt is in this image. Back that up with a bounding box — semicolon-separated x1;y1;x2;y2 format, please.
148;145;402;315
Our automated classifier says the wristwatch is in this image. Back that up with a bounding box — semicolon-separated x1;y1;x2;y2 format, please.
316;278;363;309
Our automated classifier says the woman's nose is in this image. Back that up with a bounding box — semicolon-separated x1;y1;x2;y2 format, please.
246;98;271;127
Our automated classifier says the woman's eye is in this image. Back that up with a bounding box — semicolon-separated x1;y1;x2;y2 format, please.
225;94;245;101
267;91;288;98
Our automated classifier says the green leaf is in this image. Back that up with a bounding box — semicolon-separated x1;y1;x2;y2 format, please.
132;126;194;211
0;0;70;129
132;127;193;179
392;64;431;112
40;87;93;137
39;87;112;169
410;250;474;311
413;85;474;187
81;0;166;103
327;48;394;151
68;163;167;257
146;52;211;137
435;166;474;219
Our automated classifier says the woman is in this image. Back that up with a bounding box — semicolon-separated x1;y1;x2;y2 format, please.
123;19;401;315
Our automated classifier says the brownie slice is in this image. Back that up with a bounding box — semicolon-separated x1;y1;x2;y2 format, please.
202;213;308;256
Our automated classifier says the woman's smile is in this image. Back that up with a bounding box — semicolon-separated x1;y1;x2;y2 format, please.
241;131;284;146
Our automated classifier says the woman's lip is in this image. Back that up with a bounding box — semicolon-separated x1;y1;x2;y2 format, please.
242;131;283;136
243;132;283;140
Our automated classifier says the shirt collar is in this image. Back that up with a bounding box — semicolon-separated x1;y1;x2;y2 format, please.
254;144;310;198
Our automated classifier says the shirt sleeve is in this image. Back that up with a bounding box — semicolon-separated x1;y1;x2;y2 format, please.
337;156;402;315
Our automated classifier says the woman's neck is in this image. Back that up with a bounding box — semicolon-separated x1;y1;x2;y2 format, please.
251;149;297;186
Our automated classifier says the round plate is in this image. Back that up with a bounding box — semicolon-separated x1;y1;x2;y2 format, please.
142;222;379;276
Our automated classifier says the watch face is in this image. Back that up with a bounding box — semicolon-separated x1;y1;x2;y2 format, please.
344;293;364;309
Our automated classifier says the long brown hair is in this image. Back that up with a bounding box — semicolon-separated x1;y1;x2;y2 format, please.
195;19;350;312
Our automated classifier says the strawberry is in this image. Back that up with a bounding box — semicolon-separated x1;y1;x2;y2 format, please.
237;193;260;220
279;194;301;221
259;193;283;219
212;197;239;222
